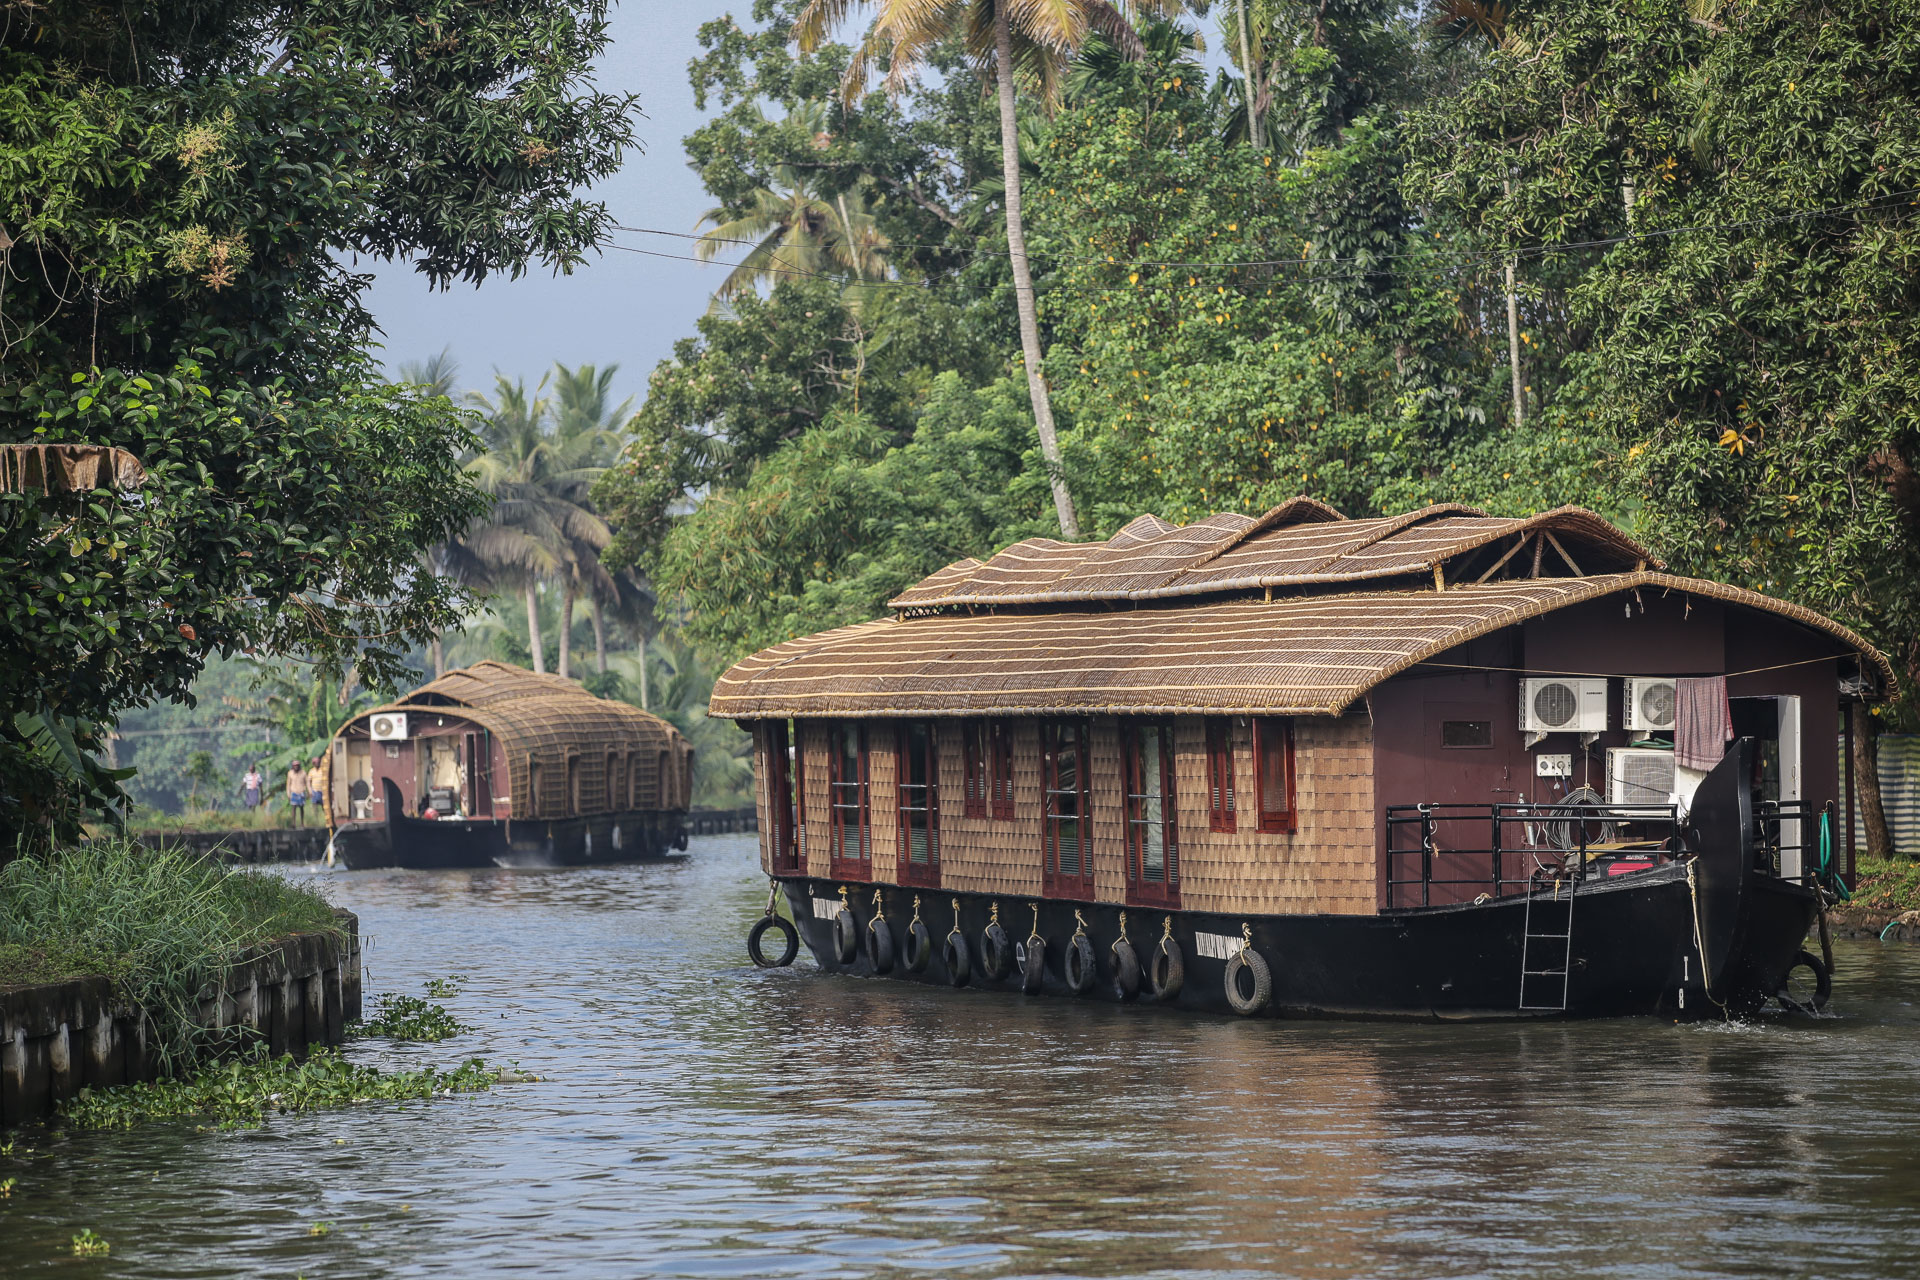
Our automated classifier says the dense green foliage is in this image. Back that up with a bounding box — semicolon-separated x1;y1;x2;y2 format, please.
350;989;474;1043
594;0;1920;742
1406;0;1920;698
0;839;340;1065
0;1;637;843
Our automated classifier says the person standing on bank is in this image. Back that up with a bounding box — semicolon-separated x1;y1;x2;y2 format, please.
242;763;263;811
308;757;325;817
287;760;307;825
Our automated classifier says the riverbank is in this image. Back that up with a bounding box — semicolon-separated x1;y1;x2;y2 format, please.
0;841;359;1126
1827;857;1920;939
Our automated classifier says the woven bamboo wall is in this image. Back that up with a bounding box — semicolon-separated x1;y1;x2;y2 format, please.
868;734;900;886
800;724;833;879
1170;713;1376;916
925;721;1045;895
1090;717;1129;903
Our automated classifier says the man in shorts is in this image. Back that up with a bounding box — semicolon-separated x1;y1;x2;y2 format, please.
242;764;263;810
287;761;307;825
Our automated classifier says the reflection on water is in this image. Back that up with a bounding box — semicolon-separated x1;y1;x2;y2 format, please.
4;834;1919;1278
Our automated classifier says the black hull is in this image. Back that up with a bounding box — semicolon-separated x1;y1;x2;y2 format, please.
778;863;1817;1021
331;809;689;870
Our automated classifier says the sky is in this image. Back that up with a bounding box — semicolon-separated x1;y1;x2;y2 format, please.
362;0;731;412
362;1;1243;415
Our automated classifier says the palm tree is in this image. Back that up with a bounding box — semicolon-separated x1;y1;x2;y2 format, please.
463;375;611;678
796;0;1158;540
396;348;460;399
694;161;892;306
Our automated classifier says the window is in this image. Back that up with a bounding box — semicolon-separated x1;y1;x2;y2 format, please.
963;722;988;819
963;721;1016;820
606;751;623;810
1124;721;1180;907
1253;717;1297;834
895;722;940;886
630;755;646;808
990;722;1015;820
1042;720;1094;899
828;721;871;879
765;720;803;873
1205;718;1237;833
656;750;670;808
1441;720;1492;748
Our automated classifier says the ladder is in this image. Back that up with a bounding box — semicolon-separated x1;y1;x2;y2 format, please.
1519;877;1577;1012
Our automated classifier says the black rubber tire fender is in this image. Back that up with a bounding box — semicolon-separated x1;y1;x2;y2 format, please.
1021;936;1046;994
1110;937;1141;1001
747;915;799;968
1064;933;1097;995
1224;947;1273;1016
981;922;1015;981
904;919;933;973
1776;948;1832;1013
833;907;860;964
942;930;972;987
866;916;896;974
1148;935;1185;1002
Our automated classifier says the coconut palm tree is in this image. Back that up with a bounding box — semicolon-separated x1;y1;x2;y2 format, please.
463;375;611;678
796;0;1160;540
694;162;892;307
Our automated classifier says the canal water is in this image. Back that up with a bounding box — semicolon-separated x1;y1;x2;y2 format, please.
4;833;1920;1278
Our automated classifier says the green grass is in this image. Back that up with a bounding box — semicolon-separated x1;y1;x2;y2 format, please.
0;839;342;1066
1852;857;1920;915
58;1047;494;1130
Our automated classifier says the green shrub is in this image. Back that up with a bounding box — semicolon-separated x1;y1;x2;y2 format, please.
0;839;341;1066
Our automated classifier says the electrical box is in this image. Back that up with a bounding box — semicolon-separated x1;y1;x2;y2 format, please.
1535;753;1573;778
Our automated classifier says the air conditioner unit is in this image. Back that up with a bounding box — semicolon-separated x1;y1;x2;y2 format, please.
1608;747;1676;806
1520;678;1608;734
369;712;409;742
1624;677;1678;732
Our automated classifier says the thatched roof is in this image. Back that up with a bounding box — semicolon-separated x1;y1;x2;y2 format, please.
889;500;1653;610
0;444;145;493
712;573;1891;720
345;661;683;757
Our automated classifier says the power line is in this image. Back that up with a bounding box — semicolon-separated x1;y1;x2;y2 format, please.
611;187;1920;279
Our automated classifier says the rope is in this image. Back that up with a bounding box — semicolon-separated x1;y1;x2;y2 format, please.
869;887;884;933
1072;908;1088;941
1029;902;1043;945
1684;861;1729;1014
1238;921;1253;960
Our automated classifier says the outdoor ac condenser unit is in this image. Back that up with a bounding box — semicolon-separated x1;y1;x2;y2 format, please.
1520;678;1608;734
370;712;409;742
1608;747;1676;806
1624;677;1678;732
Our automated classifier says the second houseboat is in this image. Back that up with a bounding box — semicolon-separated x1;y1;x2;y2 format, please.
716;498;1884;1019
324;660;693;869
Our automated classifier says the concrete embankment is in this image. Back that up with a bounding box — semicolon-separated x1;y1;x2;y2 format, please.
130;806;758;865
0;911;362;1127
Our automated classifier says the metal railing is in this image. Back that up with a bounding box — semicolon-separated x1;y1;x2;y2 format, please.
1755;798;1811;879
1385;801;1684;909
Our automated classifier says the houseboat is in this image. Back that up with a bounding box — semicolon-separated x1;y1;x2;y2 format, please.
324;660;693;869
715;499;1888;1019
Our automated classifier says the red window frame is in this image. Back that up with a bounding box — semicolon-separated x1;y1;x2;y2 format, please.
1253;716;1298;834
827;721;871;880
1205;718;1237;833
895;722;941;887
764;720;803;874
990;721;1015;820
1124;720;1180;908
962;722;988;819
963;720;1016;821
1041;719;1095;900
